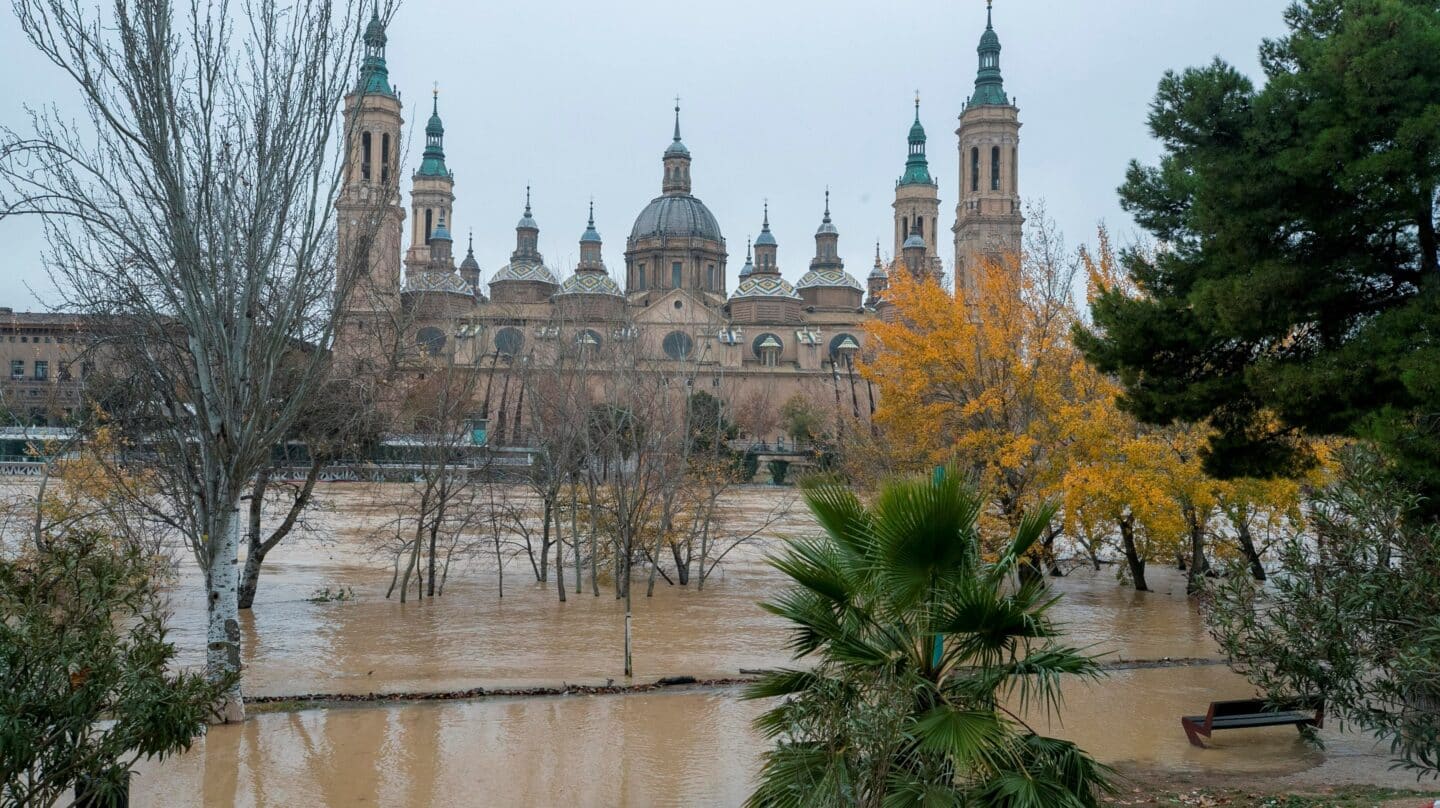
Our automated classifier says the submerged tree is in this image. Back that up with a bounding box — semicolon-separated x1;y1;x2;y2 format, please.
0;0;391;720
746;470;1112;807
1206;445;1440;777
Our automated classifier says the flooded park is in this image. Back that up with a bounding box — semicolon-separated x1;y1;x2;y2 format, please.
95;483;1420;806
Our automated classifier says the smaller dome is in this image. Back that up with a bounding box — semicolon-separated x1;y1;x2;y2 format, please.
869;262;887;280
431;222;452;242
665;139;690;158
460;252;479;271
556;270;623;297
491;260;558;285
903;232;925;250
816;219;838;237
404;270;472;296
797;268;863;291
754;227;777;247
731;275;801;301
517;210;538;230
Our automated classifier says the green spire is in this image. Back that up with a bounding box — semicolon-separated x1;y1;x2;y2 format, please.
899;92;934;187
969;0;1009;107
418;87;449;177
357;4;393;96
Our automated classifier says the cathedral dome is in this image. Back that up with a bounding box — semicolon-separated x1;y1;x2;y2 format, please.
490;260;558;285
797;268;862;291
730;274;801;301
556;270;623;297
629;194;724;243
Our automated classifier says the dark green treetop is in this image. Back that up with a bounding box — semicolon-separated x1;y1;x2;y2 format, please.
1077;0;1440;510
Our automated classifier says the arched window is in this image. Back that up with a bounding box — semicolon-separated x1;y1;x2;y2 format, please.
672;262;683;288
706;265;715;289
752;333;783;367
424;209;433;244
637;262;647;290
361;131;372;181
1012;147;1018;193
381;133;391;183
916;217;923;237
991;146;1001;191
970;148;980;192
575;329;602;353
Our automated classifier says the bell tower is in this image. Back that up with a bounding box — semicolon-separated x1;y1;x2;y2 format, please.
893;93;942;280
336;5;405;314
953;0;1023;298
404;88;456;281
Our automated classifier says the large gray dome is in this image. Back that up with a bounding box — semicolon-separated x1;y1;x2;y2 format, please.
630;194;724;243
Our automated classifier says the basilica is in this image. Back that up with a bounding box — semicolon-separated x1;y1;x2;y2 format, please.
335;3;1024;441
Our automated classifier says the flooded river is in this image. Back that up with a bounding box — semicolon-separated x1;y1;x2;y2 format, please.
5;482;1414;804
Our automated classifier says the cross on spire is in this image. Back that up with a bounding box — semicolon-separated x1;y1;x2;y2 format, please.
673;96;682;142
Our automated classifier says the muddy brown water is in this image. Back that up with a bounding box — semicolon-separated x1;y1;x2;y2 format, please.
5;482;1416;805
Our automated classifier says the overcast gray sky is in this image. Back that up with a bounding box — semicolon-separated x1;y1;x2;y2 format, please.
0;0;1291;307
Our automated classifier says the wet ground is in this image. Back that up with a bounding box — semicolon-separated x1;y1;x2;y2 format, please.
9;482;1420;805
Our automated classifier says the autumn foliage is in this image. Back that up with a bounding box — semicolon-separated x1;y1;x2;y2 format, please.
862;222;1327;590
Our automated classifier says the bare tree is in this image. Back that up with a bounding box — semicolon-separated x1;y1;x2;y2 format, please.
0;0;389;721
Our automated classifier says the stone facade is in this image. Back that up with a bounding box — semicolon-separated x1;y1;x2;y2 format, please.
0;309;88;426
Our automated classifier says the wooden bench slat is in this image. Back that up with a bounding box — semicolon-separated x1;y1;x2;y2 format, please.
1181;697;1325;747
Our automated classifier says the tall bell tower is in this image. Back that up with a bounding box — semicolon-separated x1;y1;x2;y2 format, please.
953;0;1023;298
336;6;405;315
893;94;943;280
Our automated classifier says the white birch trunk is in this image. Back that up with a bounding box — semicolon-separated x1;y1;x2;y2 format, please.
206;503;246;723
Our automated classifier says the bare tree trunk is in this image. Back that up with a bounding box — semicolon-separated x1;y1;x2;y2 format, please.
1233;513;1267;582
206;503;245;723
572;481;582;594
1119;515;1148;592
539;498;552;582
1184;503;1209;595
554;496;567;602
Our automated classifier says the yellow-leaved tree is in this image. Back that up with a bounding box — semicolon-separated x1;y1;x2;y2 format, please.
863;214;1094;566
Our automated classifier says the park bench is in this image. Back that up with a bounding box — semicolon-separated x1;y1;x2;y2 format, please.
1181;697;1324;747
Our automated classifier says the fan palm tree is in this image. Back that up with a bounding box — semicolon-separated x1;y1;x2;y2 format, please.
745;469;1113;807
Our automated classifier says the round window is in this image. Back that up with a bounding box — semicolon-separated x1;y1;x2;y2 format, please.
494;327;524;357
662;331;694;360
751;332;784;360
416;326;446;356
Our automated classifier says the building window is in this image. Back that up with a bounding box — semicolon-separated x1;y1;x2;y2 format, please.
662;331;693;360
9;360;22;379
916;217;923;237
991;146;1001;191
706;264;715;289
424;209;433;244
672;262;682;288
381;133;391;183
33;361;47;381
1012;147;1018;193
752;333;783;367
361;131;372;181
494;327;525;357
971;147;980;192
416;327;446;357
637;263;647;290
